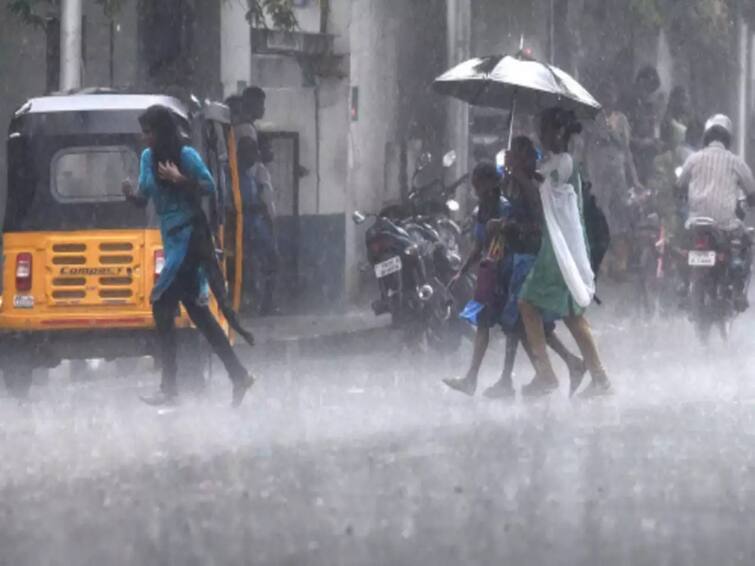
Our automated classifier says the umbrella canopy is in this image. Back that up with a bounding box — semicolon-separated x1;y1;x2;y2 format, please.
433;54;601;119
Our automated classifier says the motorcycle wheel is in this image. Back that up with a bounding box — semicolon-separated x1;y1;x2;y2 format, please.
690;277;714;344
435;219;463;258
637;246;659;317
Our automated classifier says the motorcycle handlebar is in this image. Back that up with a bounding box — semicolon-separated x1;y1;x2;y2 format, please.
411;173;469;200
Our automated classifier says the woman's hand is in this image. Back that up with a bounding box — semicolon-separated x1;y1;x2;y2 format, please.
157;161;186;185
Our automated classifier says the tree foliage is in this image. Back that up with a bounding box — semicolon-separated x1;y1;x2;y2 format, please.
246;0;298;30
629;0;752;51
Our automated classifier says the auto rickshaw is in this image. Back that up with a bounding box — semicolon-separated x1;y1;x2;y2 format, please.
0;92;245;396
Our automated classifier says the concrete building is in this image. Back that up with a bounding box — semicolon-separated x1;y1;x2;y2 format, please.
221;0;449;309
222;0;350;310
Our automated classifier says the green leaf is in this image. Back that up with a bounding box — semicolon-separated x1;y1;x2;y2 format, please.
8;0;58;27
246;0;298;31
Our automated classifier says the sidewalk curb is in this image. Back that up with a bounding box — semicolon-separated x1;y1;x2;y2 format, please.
237;321;395;361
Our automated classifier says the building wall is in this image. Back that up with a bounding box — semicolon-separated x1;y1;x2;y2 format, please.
346;0;450;300
346;0;413;300
82;1;139;89
221;0;451;306
0;0;139;230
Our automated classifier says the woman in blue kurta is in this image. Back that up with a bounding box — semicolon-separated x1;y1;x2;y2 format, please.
122;105;254;407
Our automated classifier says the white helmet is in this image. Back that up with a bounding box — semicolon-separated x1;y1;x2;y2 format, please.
704;114;733;136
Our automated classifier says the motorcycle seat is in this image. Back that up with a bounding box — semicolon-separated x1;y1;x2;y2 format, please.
685;217;717;230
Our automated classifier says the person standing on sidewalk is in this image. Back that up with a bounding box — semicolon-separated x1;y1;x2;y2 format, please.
517;108;612;398
236;86;266;143
238;136;279;315
251;136;280;315
122;105;255;407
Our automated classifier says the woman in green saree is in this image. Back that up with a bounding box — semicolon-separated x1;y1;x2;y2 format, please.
517;108;613;398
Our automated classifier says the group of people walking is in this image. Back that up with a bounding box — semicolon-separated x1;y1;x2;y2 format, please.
445;107;612;400
116;63;755;407
583;67;698;283
445;66;755;399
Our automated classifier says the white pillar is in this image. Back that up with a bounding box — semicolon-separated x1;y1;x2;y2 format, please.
750;32;755;114
446;0;471;200
60;0;83;91
548;0;555;63
737;16;749;158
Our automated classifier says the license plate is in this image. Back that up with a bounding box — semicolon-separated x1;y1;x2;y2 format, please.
374;256;402;278
13;295;34;309
688;250;716;267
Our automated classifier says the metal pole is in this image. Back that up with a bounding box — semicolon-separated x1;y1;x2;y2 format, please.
548;0;555;63
751;32;755;114
60;0;83;91
446;0;457;68
507;93;517;150
737;16;749;158
446;0;471;198
109;19;115;87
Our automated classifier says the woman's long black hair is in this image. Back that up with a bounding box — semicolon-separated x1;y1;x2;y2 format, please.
139;105;184;179
541;107;583;151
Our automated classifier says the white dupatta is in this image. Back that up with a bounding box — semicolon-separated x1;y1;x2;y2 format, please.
538;153;595;308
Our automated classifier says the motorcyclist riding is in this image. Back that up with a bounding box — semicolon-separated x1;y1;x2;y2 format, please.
678;114;755;230
677;114;755;309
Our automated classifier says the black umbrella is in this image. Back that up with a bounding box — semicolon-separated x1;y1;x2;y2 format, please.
433;51;602;147
433;52;601;118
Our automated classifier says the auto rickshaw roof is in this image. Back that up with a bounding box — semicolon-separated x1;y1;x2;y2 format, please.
16;94;189;120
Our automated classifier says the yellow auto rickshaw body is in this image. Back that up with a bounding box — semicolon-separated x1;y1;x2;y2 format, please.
0;93;244;379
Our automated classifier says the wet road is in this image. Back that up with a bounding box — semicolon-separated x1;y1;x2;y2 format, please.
2;313;755;565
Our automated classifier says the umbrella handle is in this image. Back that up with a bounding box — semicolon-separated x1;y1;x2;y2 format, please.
507;90;517;151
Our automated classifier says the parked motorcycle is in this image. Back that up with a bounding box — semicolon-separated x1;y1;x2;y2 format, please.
352;210;465;351
399;215;475;310
626;187;664;317
382;150;468;257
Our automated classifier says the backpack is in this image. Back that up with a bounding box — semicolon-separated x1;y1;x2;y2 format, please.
582;180;611;278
